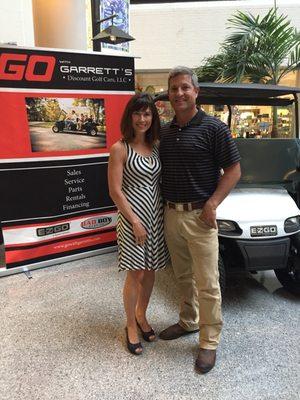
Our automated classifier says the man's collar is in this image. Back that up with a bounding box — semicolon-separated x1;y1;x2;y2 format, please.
170;109;206;128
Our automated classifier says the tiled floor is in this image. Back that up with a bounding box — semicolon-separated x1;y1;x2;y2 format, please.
0;252;299;400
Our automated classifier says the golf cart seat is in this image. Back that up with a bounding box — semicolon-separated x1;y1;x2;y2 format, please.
236;138;300;194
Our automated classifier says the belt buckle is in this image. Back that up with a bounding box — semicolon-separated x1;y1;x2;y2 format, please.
175;203;184;211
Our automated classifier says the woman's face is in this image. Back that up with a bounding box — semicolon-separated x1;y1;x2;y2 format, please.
131;107;153;136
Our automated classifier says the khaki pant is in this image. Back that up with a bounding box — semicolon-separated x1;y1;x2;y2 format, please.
164;207;223;349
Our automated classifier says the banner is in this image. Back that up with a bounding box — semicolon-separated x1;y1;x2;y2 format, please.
0;46;134;275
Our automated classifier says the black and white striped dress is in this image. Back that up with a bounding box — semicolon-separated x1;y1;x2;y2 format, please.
117;141;166;271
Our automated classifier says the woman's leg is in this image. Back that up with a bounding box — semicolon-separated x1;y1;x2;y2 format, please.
136;270;155;334
123;270;143;350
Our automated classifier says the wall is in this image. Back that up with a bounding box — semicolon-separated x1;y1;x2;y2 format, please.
32;0;87;50
0;0;299;87
130;0;300;71
0;0;88;50
0;0;34;46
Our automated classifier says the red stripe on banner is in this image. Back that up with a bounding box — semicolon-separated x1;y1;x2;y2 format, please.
5;231;117;264
2;210;117;230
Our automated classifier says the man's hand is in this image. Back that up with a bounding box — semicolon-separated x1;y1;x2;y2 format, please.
199;200;217;229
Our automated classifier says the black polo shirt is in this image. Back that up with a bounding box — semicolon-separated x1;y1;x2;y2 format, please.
159;109;241;203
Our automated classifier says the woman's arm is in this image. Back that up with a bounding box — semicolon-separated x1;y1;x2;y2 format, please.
108;142;147;245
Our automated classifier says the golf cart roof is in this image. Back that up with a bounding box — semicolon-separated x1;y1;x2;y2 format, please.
155;82;300;106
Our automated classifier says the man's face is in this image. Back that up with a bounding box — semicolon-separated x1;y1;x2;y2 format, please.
168;74;199;115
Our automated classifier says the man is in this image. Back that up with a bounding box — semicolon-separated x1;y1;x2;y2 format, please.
65;110;78;130
159;66;241;373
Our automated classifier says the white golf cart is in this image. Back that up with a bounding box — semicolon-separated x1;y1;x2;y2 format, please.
155;83;300;295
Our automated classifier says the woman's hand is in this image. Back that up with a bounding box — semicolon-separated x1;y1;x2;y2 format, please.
132;221;147;246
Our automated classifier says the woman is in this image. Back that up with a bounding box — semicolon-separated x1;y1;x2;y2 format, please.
108;93;166;355
77;113;85;130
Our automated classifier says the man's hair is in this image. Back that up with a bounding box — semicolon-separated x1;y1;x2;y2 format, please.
168;66;198;88
120;92;160;145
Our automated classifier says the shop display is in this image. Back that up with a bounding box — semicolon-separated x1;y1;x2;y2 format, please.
204;104;294;139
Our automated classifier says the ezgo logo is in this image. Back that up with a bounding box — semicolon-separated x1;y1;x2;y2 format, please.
0;53;56;81
81;217;112;229
37;223;70;237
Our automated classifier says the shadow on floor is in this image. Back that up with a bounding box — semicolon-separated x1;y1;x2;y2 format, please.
154;263;300;312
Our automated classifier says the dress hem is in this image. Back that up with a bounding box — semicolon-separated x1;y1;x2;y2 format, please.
118;264;166;272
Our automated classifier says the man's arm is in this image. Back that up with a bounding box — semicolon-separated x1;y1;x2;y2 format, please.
200;162;241;228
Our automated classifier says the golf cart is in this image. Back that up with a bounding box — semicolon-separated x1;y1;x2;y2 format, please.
155;83;300;295
52;108;100;136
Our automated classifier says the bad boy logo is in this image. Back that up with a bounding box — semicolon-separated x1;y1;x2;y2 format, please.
81;217;112;229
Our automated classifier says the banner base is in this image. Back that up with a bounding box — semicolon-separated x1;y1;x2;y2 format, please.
0;246;117;278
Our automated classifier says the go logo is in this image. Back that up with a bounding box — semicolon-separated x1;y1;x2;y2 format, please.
0;53;56;81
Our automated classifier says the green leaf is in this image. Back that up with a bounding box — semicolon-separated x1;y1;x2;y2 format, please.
195;7;300;85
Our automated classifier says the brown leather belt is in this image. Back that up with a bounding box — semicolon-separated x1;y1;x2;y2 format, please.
165;200;206;211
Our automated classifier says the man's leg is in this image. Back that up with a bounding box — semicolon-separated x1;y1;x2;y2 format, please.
183;209;222;349
181;209;222;373
163;207;199;331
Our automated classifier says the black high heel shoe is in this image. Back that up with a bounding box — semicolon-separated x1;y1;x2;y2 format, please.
136;320;156;342
125;327;143;355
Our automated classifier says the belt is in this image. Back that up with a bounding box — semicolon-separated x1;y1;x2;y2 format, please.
165;200;206;211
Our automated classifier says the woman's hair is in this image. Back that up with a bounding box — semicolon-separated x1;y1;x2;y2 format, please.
120;93;160;144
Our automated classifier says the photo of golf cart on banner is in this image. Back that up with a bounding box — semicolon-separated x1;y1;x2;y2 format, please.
26;97;107;152
155;83;300;295
52;107;103;136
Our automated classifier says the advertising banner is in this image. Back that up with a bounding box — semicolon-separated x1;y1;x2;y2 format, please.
0;46;134;276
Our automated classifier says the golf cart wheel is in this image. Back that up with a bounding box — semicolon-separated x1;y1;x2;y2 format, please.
274;263;300;295
218;255;226;296
90;129;97;136
52;125;59;133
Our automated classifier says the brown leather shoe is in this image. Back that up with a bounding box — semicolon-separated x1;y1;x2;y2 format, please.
159;323;199;340
195;348;216;374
